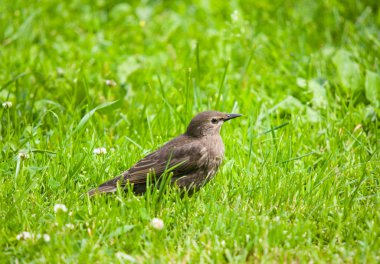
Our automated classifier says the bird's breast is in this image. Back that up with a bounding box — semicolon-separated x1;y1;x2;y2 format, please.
201;135;224;168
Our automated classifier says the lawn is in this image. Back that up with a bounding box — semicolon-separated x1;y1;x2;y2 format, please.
1;0;379;263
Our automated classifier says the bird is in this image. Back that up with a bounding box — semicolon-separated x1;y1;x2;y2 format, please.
88;111;241;196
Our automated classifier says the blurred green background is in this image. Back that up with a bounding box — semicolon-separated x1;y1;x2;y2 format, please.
2;0;379;118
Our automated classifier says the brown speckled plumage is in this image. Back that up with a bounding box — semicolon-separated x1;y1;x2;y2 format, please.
88;111;241;196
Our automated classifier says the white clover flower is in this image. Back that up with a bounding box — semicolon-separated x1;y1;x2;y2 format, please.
43;234;50;242
150;217;164;230
105;79;117;87
231;10;239;23
16;231;32;240
18;152;29;160
93;147;107;155
36;234;50;242
2;101;13;109
65;223;75;230
54;204;68;213
57;67;65;77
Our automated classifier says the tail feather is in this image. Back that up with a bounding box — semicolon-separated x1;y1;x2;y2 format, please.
87;185;118;197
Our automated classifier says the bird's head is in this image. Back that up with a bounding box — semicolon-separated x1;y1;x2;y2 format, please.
185;111;242;137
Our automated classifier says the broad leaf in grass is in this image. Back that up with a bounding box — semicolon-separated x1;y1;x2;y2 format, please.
332;49;362;92
305;107;321;123
108;225;134;239
308;78;328;109
274;96;305;112
365;70;380;108
364;105;377;122
272;96;322;123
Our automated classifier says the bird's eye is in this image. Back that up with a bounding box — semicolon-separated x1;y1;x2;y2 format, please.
211;118;218;124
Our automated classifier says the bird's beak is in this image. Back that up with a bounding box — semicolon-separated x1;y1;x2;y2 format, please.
224;113;242;121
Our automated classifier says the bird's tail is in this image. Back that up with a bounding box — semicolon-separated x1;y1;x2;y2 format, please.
87;185;117;197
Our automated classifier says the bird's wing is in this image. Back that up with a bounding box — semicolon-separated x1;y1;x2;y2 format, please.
123;148;193;184
97;138;205;189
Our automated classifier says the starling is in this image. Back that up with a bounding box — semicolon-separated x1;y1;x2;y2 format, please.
88;111;241;196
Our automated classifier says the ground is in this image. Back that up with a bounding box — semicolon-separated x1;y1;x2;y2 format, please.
1;0;379;263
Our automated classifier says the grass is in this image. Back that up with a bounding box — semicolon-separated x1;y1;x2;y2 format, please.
1;0;380;262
